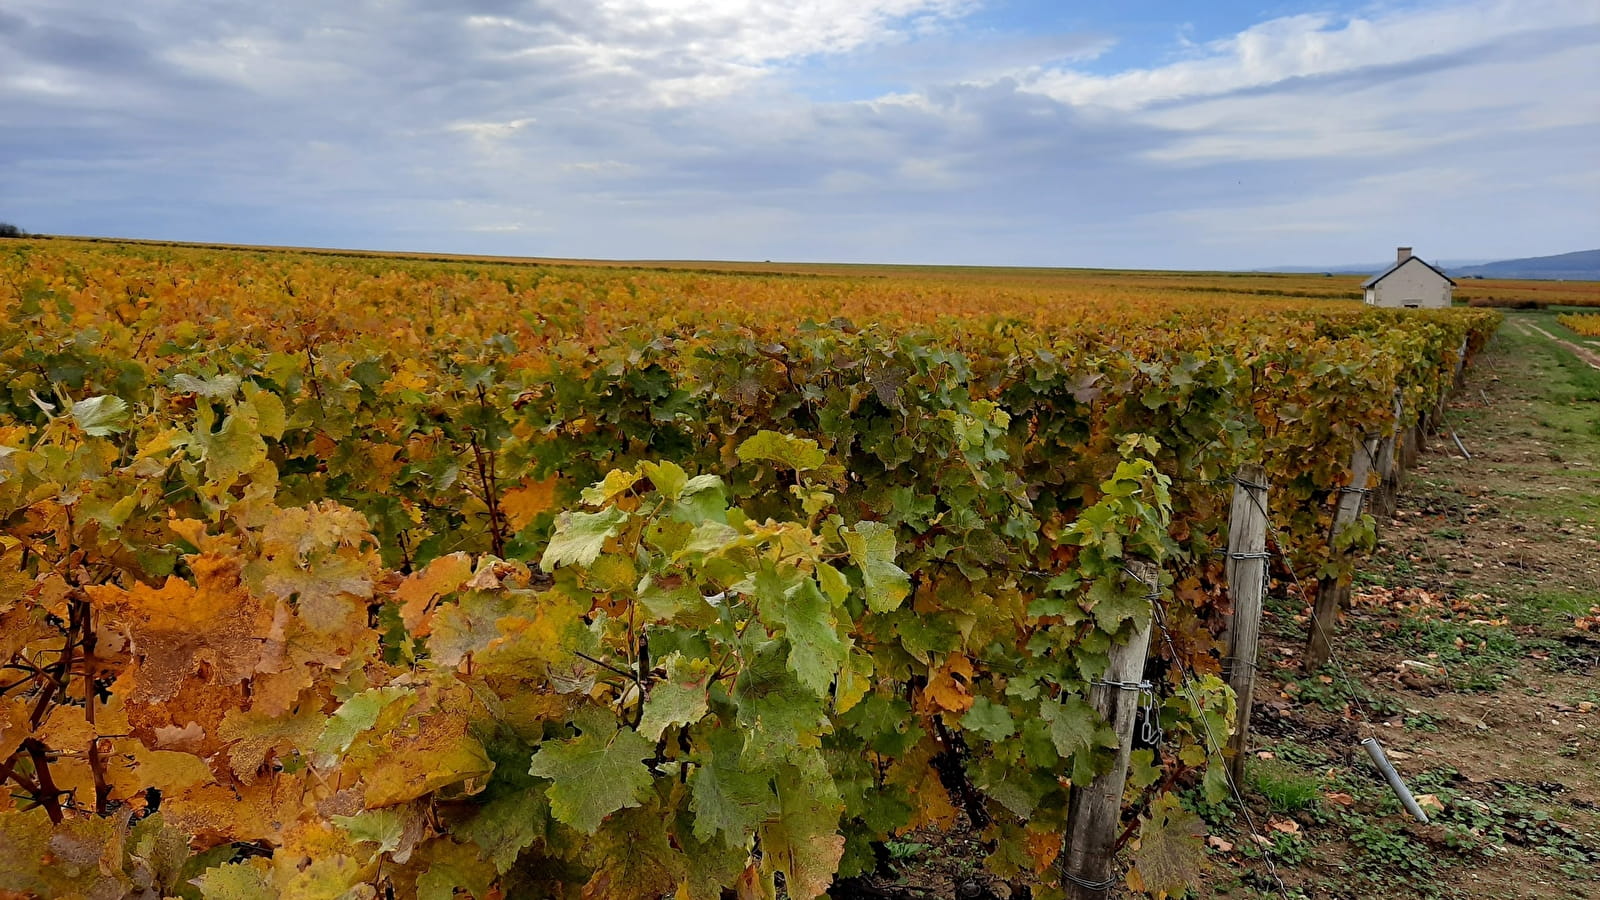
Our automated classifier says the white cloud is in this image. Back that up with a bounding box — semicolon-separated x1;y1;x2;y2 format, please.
447;118;538;140
932;0;1600;173
1020;0;1600;111
561;160;637;175
1137;34;1599;162
0;0;1595;268
583;0;972;64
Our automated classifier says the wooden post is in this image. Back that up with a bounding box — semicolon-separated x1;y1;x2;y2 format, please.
1374;395;1403;518
1061;561;1156;900
1306;437;1379;670
1398;420;1419;471
1221;467;1269;786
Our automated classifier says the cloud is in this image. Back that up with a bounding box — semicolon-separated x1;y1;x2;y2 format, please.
1020;1;1600;110
0;0;1595;268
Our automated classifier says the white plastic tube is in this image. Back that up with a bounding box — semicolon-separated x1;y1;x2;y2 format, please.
1360;737;1430;824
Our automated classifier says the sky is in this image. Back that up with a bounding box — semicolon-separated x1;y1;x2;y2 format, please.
2;0;1597;269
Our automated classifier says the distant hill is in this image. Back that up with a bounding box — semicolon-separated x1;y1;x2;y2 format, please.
1449;249;1600;280
1256;258;1492;275
1258;250;1600;280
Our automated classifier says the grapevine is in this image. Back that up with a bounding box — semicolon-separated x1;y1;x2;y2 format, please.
0;239;1499;898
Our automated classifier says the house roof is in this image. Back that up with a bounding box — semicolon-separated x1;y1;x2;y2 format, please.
1362;255;1457;288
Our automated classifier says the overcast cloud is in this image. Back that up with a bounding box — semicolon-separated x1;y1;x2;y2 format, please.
2;0;1596;268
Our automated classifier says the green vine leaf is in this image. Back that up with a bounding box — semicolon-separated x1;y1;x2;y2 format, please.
1040;695;1114;761
541;506;628;571
637;664;710;741
528;711;655;834
960;697;1016;742
736;430;826;471
842;521;909;613
690;730;779;849
70;395;130;437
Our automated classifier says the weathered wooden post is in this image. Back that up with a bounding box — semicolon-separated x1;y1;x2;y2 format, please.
1060;561;1156;900
1374;395;1403;519
1399;415;1421;471
1306;436;1379;670
1220;467;1269;786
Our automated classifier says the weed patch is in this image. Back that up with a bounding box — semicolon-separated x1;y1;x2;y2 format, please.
1248;760;1322;814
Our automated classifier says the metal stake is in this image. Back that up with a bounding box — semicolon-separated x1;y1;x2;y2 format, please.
1360;737;1430;824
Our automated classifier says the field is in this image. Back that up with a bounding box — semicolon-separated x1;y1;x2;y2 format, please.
1;237;1592;899
46;234;1600;309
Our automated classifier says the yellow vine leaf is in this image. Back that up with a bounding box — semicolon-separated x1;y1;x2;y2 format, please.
500;477;560;532
360;712;494;807
108;743;216;799
922;653;975;714
396;551;475;633
0;695;33;766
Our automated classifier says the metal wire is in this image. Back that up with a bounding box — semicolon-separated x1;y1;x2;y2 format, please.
1093;679;1153;692
1236;486;1383;726
1056;864;1120;890
1057;868;1120;892
1136;568;1294;900
1215;549;1273;560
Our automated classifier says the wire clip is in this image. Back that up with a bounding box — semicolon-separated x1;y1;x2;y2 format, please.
1138;687;1164;746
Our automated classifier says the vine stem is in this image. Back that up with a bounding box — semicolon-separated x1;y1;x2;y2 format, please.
81;600;109;815
1110;763;1190;855
23;739;64;824
572;651;638;684
475;385;508;558
304;340;325;411
30;508;82;731
0;752;41;796
467;428;507;558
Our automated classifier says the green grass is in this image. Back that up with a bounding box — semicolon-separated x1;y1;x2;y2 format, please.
1503;312;1600;404
1501;588;1595;629
1374;618;1523;691
1247;760;1322;813
883;839;930;861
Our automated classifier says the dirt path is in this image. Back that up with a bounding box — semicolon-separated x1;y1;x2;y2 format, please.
1522;321;1600;370
1203;315;1600;899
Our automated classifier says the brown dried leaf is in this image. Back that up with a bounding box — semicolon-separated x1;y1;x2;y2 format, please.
84;553;271;704
1130;794;1206;899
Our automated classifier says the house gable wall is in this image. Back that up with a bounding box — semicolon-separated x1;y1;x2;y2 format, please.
1372;259;1452;308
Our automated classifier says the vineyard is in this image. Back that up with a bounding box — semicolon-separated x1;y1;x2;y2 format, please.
0;238;1504;899
1556;313;1600;337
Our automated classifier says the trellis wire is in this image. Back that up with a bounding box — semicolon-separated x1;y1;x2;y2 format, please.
1130;566;1294;900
